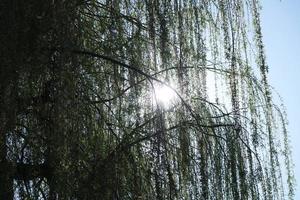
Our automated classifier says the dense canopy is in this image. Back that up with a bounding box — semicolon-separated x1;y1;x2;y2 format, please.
0;0;294;199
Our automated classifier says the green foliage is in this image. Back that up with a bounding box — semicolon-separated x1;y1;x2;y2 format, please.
0;0;295;199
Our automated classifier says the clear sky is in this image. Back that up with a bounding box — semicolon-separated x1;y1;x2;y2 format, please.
261;0;300;198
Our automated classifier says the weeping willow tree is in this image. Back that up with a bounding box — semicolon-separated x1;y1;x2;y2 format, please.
0;0;295;199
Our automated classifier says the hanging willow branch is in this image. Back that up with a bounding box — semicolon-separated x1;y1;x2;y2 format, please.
0;0;294;199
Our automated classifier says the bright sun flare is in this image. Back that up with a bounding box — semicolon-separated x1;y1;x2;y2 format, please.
153;84;177;108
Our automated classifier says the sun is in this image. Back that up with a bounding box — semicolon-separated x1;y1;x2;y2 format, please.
153;83;177;108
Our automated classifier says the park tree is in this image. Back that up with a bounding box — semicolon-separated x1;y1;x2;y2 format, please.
0;0;295;199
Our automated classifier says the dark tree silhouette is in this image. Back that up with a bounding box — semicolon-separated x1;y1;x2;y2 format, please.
0;0;294;199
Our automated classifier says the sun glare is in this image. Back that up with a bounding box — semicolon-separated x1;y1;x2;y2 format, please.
153;83;177;108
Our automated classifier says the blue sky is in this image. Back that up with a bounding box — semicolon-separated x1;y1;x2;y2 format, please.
261;0;300;198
